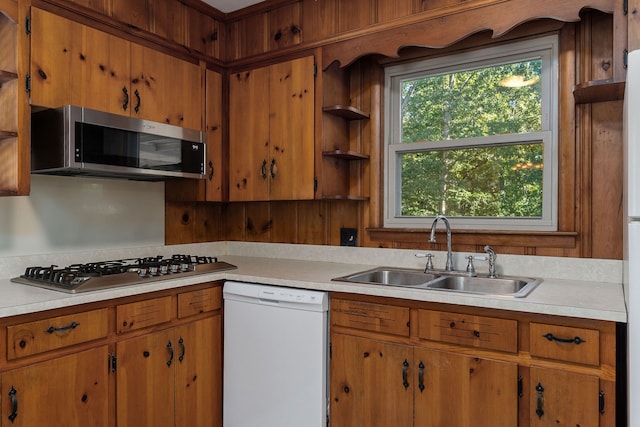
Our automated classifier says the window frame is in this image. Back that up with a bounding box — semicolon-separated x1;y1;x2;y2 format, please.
383;35;559;231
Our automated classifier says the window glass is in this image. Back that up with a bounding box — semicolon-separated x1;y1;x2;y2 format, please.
384;36;558;230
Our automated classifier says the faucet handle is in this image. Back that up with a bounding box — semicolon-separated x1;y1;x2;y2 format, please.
465;256;476;275
415;253;434;272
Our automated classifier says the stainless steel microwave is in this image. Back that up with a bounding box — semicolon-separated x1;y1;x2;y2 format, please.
31;105;205;180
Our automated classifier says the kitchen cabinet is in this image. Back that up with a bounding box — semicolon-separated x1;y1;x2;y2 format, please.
203;68;224;201
116;289;222;427
330;335;517;427
165;68;223;203
0;346;109;427
529;367;600;427
30;8;202;129
228;55;315;201
0;282;223;427
330;333;413;427
329;295;619;427
0;1;29;196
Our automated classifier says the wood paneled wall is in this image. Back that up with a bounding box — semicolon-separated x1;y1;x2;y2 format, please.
167;7;623;260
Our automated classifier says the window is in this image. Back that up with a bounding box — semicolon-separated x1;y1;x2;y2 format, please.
384;36;558;230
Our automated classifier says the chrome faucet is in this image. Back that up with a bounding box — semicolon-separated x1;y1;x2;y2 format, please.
484;245;497;278
429;215;454;271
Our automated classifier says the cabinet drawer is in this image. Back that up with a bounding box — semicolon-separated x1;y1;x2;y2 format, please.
117;296;173;333
417;310;517;353
530;322;599;366
331;299;409;336
178;286;222;318
7;308;109;360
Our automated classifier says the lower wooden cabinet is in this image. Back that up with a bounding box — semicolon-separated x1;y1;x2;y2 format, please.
116;316;222;427
414;348;518;426
330;333;517;427
329;295;618;427
0;282;223;427
331;333;413;427
529;367;600;427
1;346;109;427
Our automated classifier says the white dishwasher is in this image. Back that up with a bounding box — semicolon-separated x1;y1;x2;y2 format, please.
223;281;329;427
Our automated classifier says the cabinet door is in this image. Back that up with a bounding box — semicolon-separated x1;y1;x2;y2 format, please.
530;366;600;427
205;69;224;201
116;329;176;427
30;8;77;108
30;8;131;114
228;65;270;201
175;316;222;427
1;346;109;427
268;55;315;200
129;43;202;129
414;348;518;427
330;333;413;427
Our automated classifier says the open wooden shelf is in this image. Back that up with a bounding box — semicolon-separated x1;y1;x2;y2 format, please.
322;105;370;120
322;150;369;160
573;79;625;104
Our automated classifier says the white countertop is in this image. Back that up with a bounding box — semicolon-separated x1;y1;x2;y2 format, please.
0;253;627;322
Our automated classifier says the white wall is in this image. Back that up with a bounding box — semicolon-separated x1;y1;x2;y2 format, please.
0;175;165;257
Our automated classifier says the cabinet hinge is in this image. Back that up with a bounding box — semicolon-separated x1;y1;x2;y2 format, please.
25;74;31;93
108;353;117;373
329;341;332;359
25;16;31;35
314;63;318;77
624;0;628;15
599;390;605;414
517;375;523;397
624;49;629;69
314;177;318;193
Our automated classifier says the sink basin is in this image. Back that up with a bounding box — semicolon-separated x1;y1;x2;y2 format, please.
333;267;438;286
425;275;542;297
333;267;541;297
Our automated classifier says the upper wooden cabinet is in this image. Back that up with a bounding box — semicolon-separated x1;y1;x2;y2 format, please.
29;8;202;130
228;55;315;201
0;1;29;196
204;68;224;201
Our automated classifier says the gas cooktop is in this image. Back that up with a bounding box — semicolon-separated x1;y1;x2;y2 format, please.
11;254;236;293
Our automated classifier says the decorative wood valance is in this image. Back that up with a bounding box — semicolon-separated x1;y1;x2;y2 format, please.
322;0;616;68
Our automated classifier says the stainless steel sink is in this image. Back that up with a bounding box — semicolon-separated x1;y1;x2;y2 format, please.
333;267;541;297
424;275;542;297
333;267;438;286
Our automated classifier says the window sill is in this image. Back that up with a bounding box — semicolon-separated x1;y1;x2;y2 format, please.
367;228;578;249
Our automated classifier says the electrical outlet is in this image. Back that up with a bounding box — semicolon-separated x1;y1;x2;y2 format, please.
340;228;358;246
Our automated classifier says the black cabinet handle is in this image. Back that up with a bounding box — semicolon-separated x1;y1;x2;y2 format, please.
599;390;605;414
44;321;79;334
261;159;268;180
270;158;277;179
166;341;174;367
178;337;185;363
418;361;425;393
122;87;129;111
543;333;585;344
8;386;18;423
208;161;214;181
134;89;141;113
535;382;545;419
402;359;409;390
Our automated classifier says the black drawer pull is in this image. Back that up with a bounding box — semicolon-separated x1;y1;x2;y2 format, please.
543;333;585;344
8;386;18;423
44;321;80;334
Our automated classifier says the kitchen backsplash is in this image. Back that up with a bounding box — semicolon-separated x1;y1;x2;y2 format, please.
0;175;165;257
